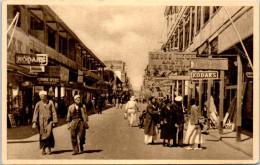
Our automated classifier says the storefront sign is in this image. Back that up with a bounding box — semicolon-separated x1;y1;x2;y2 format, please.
190;58;228;70
191;71;219;80
39;66;69;82
148;52;196;73
15;53;48;66
37;77;60;85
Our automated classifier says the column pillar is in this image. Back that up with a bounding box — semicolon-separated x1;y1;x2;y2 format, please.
194;6;197;36
236;55;243;141
219;70;225;134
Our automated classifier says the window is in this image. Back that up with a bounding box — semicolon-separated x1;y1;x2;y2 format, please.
191;7;195;41
197;7;201;32
59;36;67;55
30;16;43;30
48;29;55;49
13;6;21;27
213;6;220;14
204;6;210;24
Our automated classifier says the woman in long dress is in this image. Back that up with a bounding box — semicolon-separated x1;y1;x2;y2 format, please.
125;96;138;127
184;98;203;150
160;99;175;147
144;97;160;145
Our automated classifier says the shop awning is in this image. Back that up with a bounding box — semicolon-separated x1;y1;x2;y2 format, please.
7;63;38;77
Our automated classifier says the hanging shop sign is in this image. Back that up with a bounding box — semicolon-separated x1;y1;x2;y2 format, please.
15;53;48;66
190;58;228;70
148;52;196;73
29;66;45;73
191;71;219;80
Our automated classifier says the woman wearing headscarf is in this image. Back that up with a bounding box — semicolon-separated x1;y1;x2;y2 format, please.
184;98;203;150
32;90;58;155
160;99;175;147
144;97;160;145
125;96;138;127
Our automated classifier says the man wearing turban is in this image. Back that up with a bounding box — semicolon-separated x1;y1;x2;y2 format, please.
67;95;89;155
32;90;58;155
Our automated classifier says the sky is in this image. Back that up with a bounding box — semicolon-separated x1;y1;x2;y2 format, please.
50;5;167;91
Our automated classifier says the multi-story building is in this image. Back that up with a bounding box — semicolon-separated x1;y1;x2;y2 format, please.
162;6;254;138
103;60;132;101
7;5;106;126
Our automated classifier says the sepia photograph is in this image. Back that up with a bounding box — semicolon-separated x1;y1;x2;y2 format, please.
2;0;259;164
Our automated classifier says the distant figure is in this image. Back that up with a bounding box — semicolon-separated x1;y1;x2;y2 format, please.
125;96;138;127
97;97;103;114
138;110;146;128
118;97;123;109
112;97;116;107
116;98;119;109
32;90;58;155
67;95;88;155
91;97;96;113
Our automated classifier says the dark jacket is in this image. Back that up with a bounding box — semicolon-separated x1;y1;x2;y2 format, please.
144;103;160;136
160;105;176;139
172;102;184;125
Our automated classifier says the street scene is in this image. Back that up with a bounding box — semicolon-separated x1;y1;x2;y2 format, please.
3;2;258;164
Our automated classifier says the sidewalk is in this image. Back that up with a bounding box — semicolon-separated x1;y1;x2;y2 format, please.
7;105;113;141
207;128;253;157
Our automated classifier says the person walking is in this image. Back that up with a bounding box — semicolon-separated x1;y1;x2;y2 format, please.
172;96;184;147
91;97;96;114
184;98;203;150
32;90;58;155
112;97;116;107
160;99;175;147
116;97;119;109
144;97;160;145
124;96;138;127
67;95;89;155
97;97;103;114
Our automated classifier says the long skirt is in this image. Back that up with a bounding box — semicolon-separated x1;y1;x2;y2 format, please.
184;121;203;145
127;109;136;125
144;126;158;144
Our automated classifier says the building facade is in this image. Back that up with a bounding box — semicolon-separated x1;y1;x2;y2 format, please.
103;60;133;101
162;6;253;137
7;5;106;126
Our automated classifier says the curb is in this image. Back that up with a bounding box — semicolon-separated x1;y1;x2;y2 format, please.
207;132;253;157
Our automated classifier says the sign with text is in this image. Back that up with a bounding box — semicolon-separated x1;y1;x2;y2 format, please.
191;71;219;80
190;58;228;70
37;77;60;85
15;53;48;66
148;52;196;73
30;66;45;73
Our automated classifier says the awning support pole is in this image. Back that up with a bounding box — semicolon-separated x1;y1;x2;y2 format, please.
224;6;253;72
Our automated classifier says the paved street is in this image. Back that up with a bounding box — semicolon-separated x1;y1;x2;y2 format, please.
7;103;252;160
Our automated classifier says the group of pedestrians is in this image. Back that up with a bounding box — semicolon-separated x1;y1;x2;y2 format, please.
124;95;204;150
112;97;123;109
32;90;89;155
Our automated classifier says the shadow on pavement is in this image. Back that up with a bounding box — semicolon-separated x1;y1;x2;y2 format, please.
51;150;73;154
81;150;103;154
7;140;38;143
